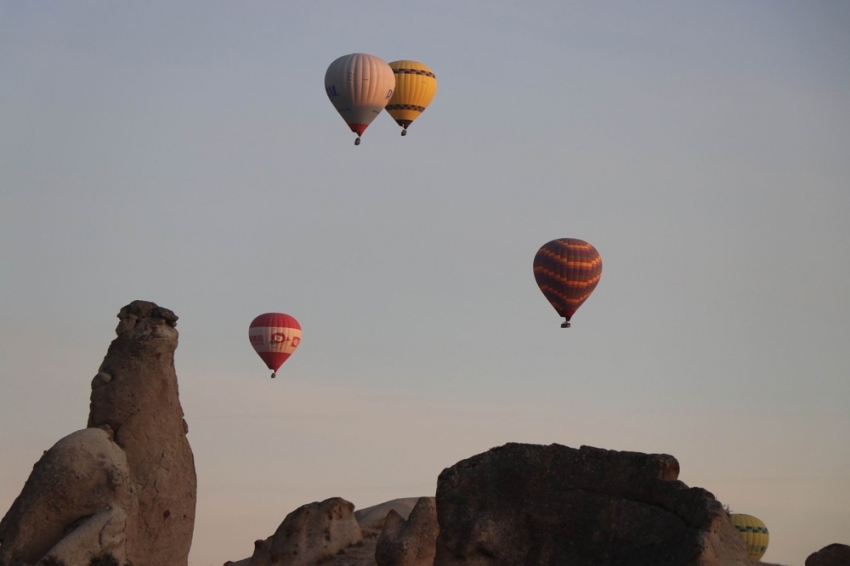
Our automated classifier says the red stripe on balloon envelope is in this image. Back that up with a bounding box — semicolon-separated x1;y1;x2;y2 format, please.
249;313;301;372
249;313;300;330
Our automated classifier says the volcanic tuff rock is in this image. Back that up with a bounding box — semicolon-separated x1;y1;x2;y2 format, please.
376;497;438;566
230;498;364;566
434;443;749;566
807;544;850;566
0;301;196;566
88;300;196;566
0;428;134;565
270;497;363;566
355;498;422;532
226;498;429;566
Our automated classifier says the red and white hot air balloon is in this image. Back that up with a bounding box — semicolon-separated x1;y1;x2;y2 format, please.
248;313;302;378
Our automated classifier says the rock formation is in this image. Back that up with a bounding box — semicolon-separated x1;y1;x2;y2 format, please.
270;497;362;565
807;544;850;566
229;498;364;566
434;443;749;566
0;301;196;566
376;497;438;566
225;497;437;566
356;498;422;532
88;301;196;565
0;428;134;565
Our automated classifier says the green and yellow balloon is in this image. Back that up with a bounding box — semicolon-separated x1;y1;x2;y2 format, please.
729;513;769;561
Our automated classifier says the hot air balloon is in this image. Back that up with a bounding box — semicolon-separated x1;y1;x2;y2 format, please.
533;238;602;328
249;313;301;378
386;60;437;136
325;53;395;145
729;513;769;561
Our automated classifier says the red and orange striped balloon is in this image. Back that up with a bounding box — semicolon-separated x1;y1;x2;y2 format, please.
248;313;301;378
533;238;602;328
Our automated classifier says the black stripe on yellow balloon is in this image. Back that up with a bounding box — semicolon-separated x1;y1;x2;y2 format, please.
392;68;436;78
735;526;769;534
386;104;426;112
386;60;437;133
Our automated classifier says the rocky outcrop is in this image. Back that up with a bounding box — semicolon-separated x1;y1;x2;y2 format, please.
228;497;427;566
376;497;438;566
434;443;749;566
270;498;362;565
0;301;195;566
232;498;364;566
807;544;850;566
0;428;134;565
88;300;196;566
356;498;422;532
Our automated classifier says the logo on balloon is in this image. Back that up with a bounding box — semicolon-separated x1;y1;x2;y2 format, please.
269;333;300;348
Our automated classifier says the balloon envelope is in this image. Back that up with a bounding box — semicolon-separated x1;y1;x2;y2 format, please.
729;513;769;561
533;238;602;327
249;313;301;374
386;60;437;133
325;53;395;139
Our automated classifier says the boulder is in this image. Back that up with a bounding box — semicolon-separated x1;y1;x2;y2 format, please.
0;428;133;566
356;498;422;532
434;443;749;566
807;544;850;566
269;498;363;566
376;497;438;566
88;301;196;566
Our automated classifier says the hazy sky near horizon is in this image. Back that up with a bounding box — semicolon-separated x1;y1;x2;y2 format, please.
2;2;849;564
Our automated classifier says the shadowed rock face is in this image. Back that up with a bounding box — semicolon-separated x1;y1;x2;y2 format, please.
356;498;422;532
434;443;749;566
806;544;850;566
226;497;429;566
88;301;196;566
376;497;438;566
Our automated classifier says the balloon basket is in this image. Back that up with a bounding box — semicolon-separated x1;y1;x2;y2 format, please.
401;130;407;136
561;321;571;328
271;372;276;379
354;138;361;145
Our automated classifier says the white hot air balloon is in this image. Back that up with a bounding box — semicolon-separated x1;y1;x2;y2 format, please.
325;53;395;145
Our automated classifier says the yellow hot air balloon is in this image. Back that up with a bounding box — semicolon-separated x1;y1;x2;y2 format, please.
386;60;437;136
729;513;769;561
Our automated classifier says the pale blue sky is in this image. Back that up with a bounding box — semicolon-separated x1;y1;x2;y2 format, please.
2;2;849;564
